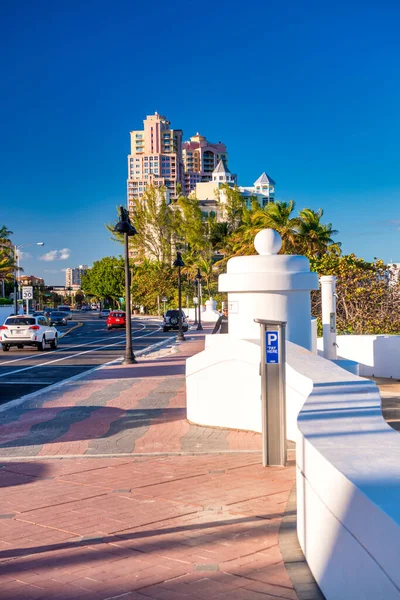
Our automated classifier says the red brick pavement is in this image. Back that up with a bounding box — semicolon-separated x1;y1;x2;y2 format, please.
0;329;298;600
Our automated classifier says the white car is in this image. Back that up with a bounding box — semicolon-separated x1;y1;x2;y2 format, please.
0;315;58;351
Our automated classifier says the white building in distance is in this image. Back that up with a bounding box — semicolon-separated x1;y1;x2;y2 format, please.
65;265;89;289
193;160;275;219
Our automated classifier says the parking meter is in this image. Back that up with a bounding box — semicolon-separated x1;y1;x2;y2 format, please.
255;319;287;467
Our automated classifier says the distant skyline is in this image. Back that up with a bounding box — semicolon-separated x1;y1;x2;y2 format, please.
1;0;400;285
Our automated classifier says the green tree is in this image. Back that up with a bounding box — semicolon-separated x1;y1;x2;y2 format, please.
81;257;125;308
176;195;210;255
311;254;400;334
297;208;341;258
130;260;180;313
217;184;246;234
129;186;177;263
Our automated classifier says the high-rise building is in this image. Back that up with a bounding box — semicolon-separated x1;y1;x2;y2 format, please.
127;113;184;208
65;265;88;288
182;133;228;195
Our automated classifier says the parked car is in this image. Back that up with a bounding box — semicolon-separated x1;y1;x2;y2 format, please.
98;309;111;319
57;305;72;320
47;311;68;326
32;311;45;317
106;311;126;330
163;309;188;332
0;315;58;351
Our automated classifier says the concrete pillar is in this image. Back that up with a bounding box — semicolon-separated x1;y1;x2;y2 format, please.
320;275;337;360
219;229;319;350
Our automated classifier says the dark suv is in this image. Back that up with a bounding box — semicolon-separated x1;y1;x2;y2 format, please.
163;309;188;332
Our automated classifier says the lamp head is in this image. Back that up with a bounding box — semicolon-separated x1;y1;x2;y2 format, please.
37;242;45;246
195;268;202;281
173;252;185;268
114;206;138;236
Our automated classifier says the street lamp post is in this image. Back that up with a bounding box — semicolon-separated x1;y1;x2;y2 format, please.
114;206;138;364
173;252;185;342
13;242;44;315
195;268;203;331
193;281;198;326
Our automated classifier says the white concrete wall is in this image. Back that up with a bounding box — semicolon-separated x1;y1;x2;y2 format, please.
186;335;302;442
288;343;400;600
318;334;400;379
187;337;400;598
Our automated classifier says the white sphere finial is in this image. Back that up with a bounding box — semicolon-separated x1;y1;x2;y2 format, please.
254;229;282;255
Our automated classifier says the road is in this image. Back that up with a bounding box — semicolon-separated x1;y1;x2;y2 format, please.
0;312;175;406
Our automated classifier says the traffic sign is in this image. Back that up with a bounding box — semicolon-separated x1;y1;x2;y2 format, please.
161;296;168;302
22;286;33;300
266;331;279;364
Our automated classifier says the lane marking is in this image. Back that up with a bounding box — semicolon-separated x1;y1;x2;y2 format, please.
0;327;162;379
0;323;148;367
59;322;83;339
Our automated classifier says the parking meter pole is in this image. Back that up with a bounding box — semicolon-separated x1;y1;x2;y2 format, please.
255;319;287;467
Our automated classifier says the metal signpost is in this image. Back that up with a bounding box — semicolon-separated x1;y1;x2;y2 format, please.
255;319;287;467
22;286;33;315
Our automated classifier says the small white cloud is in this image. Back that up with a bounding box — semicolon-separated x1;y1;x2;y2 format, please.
60;268;67;272
59;248;71;260
44;269;59;273
39;248;71;262
19;251;32;259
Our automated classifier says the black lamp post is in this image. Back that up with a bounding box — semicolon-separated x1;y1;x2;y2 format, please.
173;252;185;341
195;268;203;331
193;280;198;326
114;206;138;364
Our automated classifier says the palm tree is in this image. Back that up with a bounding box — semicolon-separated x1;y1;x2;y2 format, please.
297;208;341;257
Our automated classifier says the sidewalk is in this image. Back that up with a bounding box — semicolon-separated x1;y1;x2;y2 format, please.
0;329;319;600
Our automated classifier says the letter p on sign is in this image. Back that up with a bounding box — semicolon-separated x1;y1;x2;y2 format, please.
266;331;279;364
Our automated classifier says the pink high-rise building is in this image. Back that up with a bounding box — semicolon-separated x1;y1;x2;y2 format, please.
127;113;183;208
182;133;228;195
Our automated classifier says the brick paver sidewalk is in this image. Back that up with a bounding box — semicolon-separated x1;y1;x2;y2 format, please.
0;329;315;600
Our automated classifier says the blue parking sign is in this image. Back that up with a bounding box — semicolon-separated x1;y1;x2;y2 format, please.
266;331;279;364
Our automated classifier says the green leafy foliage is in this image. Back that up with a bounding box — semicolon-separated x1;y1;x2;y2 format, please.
310;254;400;334
81;256;125;308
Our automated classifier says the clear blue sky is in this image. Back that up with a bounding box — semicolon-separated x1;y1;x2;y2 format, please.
1;0;399;285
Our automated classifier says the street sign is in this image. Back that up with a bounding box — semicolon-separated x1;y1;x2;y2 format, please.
193;297;198;304
266;331;279;364
22;286;33;300
161;296;168;302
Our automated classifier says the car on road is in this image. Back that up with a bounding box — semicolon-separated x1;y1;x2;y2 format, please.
0;315;58;351
57;305;72;320
47;311;68;326
163;309;188;332
98;309;111;319
106;311;126;330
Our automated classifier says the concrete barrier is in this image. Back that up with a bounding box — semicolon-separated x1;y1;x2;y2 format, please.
289;342;400;600
318;334;400;379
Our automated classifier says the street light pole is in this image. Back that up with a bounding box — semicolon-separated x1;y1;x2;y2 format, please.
173;252;185;342
13;242;44;315
114;206;138;365
195;268;203;331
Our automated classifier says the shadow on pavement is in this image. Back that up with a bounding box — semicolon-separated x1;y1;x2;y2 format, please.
0;462;51;487
0;407;186;449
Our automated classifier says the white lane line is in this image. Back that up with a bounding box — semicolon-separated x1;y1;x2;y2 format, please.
0;323;148;367
0;326;162;379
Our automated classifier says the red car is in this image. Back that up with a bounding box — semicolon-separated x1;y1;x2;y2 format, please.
106;311;126;330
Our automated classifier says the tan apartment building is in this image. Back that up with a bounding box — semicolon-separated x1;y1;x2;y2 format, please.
182;133;228;195
127;113;184;209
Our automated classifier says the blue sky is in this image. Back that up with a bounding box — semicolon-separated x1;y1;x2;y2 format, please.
1;0;400;284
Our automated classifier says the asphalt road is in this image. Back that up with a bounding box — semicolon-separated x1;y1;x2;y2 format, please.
0;311;176;406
